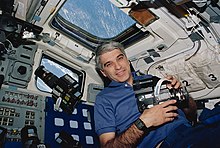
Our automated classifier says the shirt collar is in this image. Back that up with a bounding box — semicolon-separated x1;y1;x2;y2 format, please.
108;71;137;87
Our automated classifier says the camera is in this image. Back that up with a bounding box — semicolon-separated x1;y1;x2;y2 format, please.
21;125;46;148
35;66;82;114
133;75;189;113
55;130;82;148
0;126;7;148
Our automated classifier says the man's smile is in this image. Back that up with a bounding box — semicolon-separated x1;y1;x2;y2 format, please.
116;69;126;77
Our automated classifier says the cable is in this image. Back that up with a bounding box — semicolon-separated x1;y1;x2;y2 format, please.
133;28;190;69
144;40;199;74
185;39;201;61
5;39;16;54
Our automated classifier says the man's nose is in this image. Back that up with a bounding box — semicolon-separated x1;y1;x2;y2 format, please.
114;62;121;69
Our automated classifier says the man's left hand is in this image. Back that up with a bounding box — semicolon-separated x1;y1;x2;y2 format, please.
165;75;181;89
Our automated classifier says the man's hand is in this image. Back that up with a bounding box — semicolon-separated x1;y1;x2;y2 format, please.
165;75;181;89
165;75;198;124
139;100;178;128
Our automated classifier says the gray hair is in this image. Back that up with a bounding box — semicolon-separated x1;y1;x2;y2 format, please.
95;41;126;70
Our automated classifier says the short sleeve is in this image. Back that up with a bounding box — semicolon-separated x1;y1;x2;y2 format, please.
94;95;116;136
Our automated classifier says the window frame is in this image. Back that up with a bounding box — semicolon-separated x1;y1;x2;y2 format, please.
51;13;150;51
35;54;86;95
49;0;152;51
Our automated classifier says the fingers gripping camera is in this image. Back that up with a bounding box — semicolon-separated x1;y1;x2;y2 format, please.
133;75;189;113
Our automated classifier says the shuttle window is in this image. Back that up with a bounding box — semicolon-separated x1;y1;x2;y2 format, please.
36;55;84;93
51;0;149;51
58;0;135;39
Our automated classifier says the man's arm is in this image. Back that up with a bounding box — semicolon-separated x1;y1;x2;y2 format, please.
99;124;144;147
182;97;197;124
99;100;178;147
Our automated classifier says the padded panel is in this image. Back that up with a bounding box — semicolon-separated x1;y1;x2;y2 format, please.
44;97;99;148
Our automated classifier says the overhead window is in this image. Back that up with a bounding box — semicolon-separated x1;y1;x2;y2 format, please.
58;0;135;39
51;0;150;50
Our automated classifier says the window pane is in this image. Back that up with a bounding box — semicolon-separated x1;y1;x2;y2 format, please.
58;0;135;39
36;56;80;92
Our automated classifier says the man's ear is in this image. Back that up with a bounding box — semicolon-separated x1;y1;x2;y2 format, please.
100;70;107;77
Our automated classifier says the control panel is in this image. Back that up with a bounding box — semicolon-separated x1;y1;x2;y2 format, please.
0;87;45;143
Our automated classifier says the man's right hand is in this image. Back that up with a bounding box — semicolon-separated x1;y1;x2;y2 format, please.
139;100;178;128
98;99;178;147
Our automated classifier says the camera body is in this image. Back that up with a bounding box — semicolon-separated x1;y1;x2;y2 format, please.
133;74;189;113
55;130;82;148
0;126;7;148
21;126;43;148
35;66;82;114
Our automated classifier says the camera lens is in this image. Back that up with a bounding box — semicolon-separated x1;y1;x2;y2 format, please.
35;65;82;114
21;125;40;148
34;65;59;88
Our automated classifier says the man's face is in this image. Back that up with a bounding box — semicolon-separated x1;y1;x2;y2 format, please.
99;48;132;84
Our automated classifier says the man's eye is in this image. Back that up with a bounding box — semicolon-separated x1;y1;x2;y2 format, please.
105;63;112;67
118;56;124;60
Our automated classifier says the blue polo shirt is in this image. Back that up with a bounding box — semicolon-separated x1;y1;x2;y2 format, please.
94;80;190;147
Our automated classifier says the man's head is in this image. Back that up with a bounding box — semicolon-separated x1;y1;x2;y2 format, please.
95;41;133;84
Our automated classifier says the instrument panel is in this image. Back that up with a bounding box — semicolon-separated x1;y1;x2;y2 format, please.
0;87;45;143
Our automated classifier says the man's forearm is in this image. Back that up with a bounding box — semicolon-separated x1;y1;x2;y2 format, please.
103;124;145;148
182;97;197;124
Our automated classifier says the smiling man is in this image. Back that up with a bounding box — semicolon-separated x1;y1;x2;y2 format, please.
94;41;191;147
